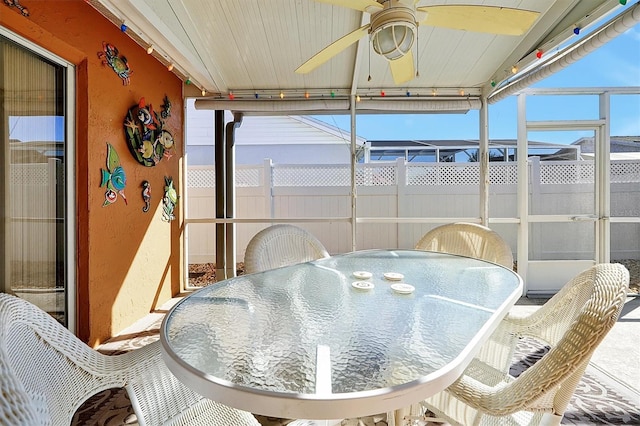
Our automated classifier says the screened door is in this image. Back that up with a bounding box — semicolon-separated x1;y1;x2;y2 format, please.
1;33;73;327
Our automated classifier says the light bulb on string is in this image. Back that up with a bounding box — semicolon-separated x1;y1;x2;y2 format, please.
459;89;465;96
120;23;127;32
356;95;361;102
536;50;543;59
573;27;580;35
167;63;174;72
201;89;206;96
146;45;154;54
279;91;284;99
511;65;518;74
304;92;310;99
185;78;191;85
254;93;259;99
229;92;235;100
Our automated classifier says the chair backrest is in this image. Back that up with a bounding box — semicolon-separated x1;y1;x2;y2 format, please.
0;293;125;425
453;263;630;422
0;341;49;425
244;224;330;274
415;222;514;269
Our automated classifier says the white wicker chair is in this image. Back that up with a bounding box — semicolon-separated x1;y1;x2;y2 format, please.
412;263;629;426
415;222;514;269
0;293;261;426
244;224;330;274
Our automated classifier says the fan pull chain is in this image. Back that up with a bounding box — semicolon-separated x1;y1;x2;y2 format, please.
368;44;372;82
415;30;420;78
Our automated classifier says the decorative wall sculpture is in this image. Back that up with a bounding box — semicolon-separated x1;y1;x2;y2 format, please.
97;42;131;85
100;143;127;206
162;176;178;221
141;180;151;213
124;97;175;167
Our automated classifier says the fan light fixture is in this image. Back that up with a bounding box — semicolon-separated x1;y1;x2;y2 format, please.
370;4;416;60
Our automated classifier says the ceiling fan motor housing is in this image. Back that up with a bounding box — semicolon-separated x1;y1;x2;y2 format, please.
370;1;417;61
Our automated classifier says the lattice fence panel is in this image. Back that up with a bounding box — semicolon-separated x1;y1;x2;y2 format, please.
407;164;480;186
236;167;261;187
273;165;350;186
188;168;215;188
10;164;49;185
187;167;261;187
407;165;437;186
611;160;640;183
541;162;594;184
488;163;517;185
357;164;396;186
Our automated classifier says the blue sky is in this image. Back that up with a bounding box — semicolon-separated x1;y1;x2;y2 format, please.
316;16;640;145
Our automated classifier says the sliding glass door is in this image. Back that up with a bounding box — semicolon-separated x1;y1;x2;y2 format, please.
1;32;74;328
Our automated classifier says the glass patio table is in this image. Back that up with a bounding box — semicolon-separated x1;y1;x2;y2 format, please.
160;249;523;421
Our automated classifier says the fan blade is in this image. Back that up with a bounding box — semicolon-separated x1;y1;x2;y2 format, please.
312;0;383;13
389;51;415;85
296;24;370;74
417;5;539;36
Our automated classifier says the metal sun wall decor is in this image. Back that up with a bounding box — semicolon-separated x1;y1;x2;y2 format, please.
97;42;132;85
3;0;29;16
124;97;175;167
162;176;178;222
100;143;127;207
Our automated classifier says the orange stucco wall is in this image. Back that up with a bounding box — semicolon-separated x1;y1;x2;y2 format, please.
1;1;184;346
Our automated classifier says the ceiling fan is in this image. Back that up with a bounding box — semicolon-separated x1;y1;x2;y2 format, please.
295;0;540;84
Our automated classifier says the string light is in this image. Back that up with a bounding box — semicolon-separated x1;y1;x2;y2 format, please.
120;23;127;32
167;63;174;71
536;50;543;59
459;89;465;96
254;93;259;99
304;92;310;99
380;90;385;97
619;0;627;5
229;92;235;100
201;89;206;96
146;45;154;54
490;80;496;87
185;78;191;85
511;65;518;74
406;91;411;97
356;95;361;102
279;91;284;99
330;90;335;98
573;26;580;35
431;88;437;96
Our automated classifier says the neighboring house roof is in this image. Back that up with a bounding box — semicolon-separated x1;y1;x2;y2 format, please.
554;136;640;160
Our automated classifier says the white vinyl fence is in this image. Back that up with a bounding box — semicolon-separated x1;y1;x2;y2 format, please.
186;158;640;263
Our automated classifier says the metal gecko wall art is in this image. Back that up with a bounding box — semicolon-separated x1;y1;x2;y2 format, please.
124;96;175;167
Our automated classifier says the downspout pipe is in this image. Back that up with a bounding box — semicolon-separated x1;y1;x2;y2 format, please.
225;112;243;278
214;110;226;281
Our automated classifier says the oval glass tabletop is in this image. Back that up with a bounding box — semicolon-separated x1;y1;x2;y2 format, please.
161;249;522;419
